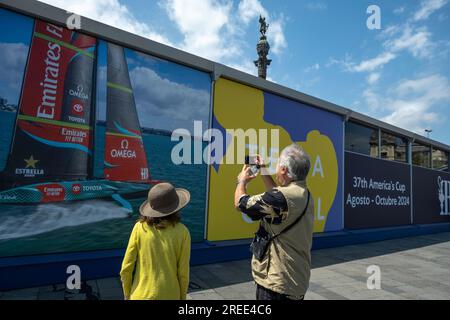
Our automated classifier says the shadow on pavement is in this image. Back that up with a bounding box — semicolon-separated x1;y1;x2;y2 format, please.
312;232;450;269
189;232;450;292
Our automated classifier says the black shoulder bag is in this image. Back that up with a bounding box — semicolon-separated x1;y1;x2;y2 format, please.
250;190;310;262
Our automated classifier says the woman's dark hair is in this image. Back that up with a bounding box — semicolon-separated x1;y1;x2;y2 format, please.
139;212;181;230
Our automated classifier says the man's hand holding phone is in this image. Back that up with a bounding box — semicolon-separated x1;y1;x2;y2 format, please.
237;165;257;186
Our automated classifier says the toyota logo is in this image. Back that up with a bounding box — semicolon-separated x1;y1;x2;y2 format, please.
73;103;83;113
72;184;81;194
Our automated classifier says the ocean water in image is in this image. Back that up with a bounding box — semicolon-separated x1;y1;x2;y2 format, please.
0;114;207;257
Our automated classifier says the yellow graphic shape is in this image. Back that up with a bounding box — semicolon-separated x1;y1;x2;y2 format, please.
300;131;339;233
207;78;339;241
24;155;39;169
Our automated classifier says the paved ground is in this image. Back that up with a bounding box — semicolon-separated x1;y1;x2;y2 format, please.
2;232;450;300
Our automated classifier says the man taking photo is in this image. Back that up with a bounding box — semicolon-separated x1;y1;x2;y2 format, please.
234;144;315;301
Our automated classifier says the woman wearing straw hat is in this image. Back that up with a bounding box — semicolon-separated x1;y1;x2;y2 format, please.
120;183;191;300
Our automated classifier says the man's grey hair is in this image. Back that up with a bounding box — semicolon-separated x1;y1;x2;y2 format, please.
278;144;311;181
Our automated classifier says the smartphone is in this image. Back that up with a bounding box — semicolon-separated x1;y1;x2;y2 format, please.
245;156;260;176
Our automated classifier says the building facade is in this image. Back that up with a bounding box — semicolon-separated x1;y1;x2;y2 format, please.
0;0;449;290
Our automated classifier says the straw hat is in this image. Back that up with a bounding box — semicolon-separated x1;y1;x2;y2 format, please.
139;183;190;218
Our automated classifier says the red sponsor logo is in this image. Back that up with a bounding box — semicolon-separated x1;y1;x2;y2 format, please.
72;184;81;195
18;121;91;149
37;184;66;203
71;99;84;116
104;135;150;182
19;20;96;122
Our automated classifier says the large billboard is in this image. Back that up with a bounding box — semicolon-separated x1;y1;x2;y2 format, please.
206;78;344;241
344;152;411;229
413;166;450;224
0;8;211;258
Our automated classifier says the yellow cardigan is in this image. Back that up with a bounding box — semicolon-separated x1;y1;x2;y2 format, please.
120;221;191;300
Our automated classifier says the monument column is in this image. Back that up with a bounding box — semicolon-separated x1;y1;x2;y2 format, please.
254;15;272;79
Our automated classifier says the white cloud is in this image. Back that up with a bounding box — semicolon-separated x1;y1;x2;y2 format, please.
337;22;435;75
380;25;401;38
96;62;211;129
304;63;320;73
41;0;237;62
325;57;341;68
39;0;288;80
367;73;381;85
394;7;406;15
414;0;448;21
238;0;268;24
164;0;238;61
228;61;257;76
237;0;286;54
394;75;450;101
164;0;286;68
0;43;28;84
362;75;450;133
268;18;287;54
38;0;173;46
384;25;434;59
0;43;29;102
335;0;445;77
349;52;397;73
362;89;381;111
349;5;449;134
130;66;211;130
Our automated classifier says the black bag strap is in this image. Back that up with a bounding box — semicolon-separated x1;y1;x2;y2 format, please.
270;189;310;241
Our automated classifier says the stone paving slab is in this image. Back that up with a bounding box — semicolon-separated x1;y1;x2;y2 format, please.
2;232;450;300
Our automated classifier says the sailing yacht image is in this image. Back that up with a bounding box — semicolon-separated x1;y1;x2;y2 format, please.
0;21;159;212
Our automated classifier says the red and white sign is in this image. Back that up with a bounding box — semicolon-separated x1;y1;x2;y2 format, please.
71;183;81;195
37;184;66;203
104;134;151;182
71;99;85;116
17;20;95;150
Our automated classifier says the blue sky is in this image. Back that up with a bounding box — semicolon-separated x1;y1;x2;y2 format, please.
34;0;450;145
0;9;33;105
